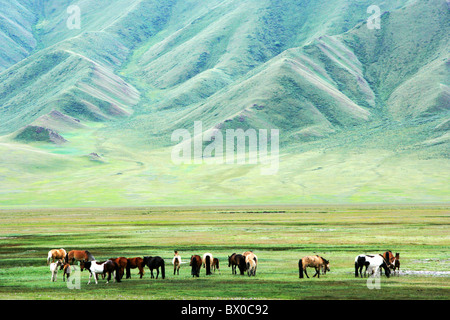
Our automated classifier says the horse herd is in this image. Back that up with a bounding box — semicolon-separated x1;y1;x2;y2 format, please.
47;248;401;284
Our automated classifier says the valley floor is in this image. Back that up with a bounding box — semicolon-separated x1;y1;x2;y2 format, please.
0;205;448;300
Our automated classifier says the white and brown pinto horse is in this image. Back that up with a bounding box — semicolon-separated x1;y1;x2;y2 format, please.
243;251;258;276
202;253;213;275
299;255;330;278
47;248;67;265
355;254;390;278
173;251;181;275
80;260;120;284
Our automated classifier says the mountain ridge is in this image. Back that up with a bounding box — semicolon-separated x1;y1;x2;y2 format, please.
0;0;448;207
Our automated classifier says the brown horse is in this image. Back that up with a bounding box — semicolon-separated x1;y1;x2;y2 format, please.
383;250;395;268
47;248;67;265
190;255;202;277
228;253;246;275
299;255;330;278
212;258;220;274
392;253;400;275
173;251;181;275
109;257;128;280
126;257;145;279
60;263;73;282
65;250;95;265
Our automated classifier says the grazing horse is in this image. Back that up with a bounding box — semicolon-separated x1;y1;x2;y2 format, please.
47;249;67;265
60;263;73;282
392;253;400;275
228;253;246;275
143;256;165;279
80;260;120;284
190;255;202;277
65;250;95;265
203;253;213;275
383;250;395;268
299;255;330;279
243;251;258;276
49;260;62;282
355;254;390;278
109;257;128;280
173;251;181;275
212;258;220;274
126;257;145;279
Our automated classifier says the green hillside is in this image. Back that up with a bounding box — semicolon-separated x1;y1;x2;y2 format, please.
0;0;448;207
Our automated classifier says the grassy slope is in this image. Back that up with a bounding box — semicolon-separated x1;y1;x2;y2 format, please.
0;0;448;207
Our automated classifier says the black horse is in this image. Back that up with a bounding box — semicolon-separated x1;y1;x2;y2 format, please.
143;256;165;279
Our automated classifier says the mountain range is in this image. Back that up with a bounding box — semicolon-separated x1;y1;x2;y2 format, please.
0;0;448;207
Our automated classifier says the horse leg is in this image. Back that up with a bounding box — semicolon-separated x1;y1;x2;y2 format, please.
126;265;131;279
150;268;154;279
313;267;319;278
156;268;160;279
304;268;310;279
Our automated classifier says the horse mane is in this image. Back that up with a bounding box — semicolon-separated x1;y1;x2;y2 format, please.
320;256;329;264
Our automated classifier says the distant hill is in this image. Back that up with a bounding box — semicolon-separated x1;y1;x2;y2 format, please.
0;0;448;207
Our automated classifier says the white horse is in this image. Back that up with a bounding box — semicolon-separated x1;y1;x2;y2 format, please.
50;260;62;282
355;254;390;278
243;251;258;276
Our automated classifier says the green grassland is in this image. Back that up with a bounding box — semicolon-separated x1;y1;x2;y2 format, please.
0;205;448;300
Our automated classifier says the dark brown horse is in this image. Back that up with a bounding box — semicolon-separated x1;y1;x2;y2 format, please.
190;255;202;277
228;253;246;275
143;256;165;279
65;250;95;265
126;257;145;279
109;257;128;280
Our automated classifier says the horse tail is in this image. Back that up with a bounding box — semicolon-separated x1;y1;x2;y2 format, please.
355;260;359;277
299;259;304;278
65;253;69;264
191;258;196;276
85;250;95;261
161;259;165;279
205;256;211;275
47;252;51;265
